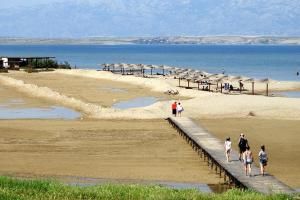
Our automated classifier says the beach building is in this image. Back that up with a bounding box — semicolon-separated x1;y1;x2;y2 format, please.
0;56;55;69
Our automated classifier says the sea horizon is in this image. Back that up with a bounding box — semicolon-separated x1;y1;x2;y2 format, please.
1;44;300;82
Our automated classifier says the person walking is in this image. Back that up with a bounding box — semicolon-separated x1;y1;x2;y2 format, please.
258;145;268;176
238;133;249;161
176;102;184;117
243;146;253;176
171;102;177;117
224;137;232;162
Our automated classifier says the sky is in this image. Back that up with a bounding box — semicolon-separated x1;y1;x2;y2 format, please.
0;0;300;38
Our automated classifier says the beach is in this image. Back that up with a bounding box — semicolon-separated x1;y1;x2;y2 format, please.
0;119;221;185
0;69;300;189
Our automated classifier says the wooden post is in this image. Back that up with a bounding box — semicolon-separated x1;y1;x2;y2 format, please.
208;83;211;91
252;82;254;95
221;83;223;93
178;78;181;87
188;80;190;88
266;83;269;96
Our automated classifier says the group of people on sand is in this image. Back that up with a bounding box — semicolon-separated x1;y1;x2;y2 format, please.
171;101;184;117
224;133;268;177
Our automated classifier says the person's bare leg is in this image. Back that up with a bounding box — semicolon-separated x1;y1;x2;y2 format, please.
226;152;229;162
244;165;248;176
249;164;252;177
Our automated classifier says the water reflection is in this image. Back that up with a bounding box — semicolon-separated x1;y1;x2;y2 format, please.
113;97;158;109
0;106;80;119
0;98;80;119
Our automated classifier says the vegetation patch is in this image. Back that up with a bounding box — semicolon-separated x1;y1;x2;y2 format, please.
0;176;297;200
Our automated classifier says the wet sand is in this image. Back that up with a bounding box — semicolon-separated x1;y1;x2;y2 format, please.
197;118;300;188
0;84;53;109
0;119;221;184
4;72;175;108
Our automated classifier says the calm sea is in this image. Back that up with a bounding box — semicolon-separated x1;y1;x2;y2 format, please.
1;44;300;81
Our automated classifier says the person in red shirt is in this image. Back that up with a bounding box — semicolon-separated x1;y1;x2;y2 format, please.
171;102;177;117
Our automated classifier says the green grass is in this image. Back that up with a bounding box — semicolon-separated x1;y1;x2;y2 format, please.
0;176;297;200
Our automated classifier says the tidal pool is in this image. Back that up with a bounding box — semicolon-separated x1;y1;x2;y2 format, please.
0;99;80;119
112;97;158;109
272;91;300;98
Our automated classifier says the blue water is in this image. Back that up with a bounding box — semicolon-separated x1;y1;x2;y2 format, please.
113;97;158;109
0;99;80;119
1;45;300;81
0;106;80;119
275;91;300;98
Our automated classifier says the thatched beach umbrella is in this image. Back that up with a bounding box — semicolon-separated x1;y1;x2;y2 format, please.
201;77;213;91
215;76;230;93
119;63;129;75
244;78;256;95
101;63;109;71
259;78;272;96
158;65;170;75
177;72;189;87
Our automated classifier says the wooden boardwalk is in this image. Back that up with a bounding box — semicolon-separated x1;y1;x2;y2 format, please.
168;117;295;194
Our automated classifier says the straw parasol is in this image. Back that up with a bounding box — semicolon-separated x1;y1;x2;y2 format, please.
201;77;214;91
259;78;272;96
193;75;204;90
215;76;230;93
101;63;109;71
244;78;256;95
158;65;170;75
177;72;189;87
119;63;128;75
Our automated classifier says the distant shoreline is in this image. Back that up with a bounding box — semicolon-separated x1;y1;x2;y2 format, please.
1;36;300;45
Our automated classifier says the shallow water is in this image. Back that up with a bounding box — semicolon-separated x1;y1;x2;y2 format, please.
112;97;158;109
275;91;300;98
99;86;127;93
0;99;80;119
0;106;80;119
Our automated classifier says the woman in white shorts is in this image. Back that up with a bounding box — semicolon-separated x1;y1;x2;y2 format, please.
177;103;184;117
224;137;231;162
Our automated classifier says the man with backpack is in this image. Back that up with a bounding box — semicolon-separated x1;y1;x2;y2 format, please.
238;133;249;161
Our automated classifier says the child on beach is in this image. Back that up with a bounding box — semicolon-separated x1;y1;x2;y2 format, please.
258;145;268;176
177;103;184;117
224;137;231;162
243;146;253;177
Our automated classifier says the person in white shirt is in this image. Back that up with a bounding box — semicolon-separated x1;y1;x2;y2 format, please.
176;102;184;117
224;137;232;162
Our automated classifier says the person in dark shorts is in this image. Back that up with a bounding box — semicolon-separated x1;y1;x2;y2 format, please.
243;146;253;176
238;133;249;161
258;145;268;176
171;102;177;117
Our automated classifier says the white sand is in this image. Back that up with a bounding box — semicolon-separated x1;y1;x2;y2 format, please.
1;69;300;119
